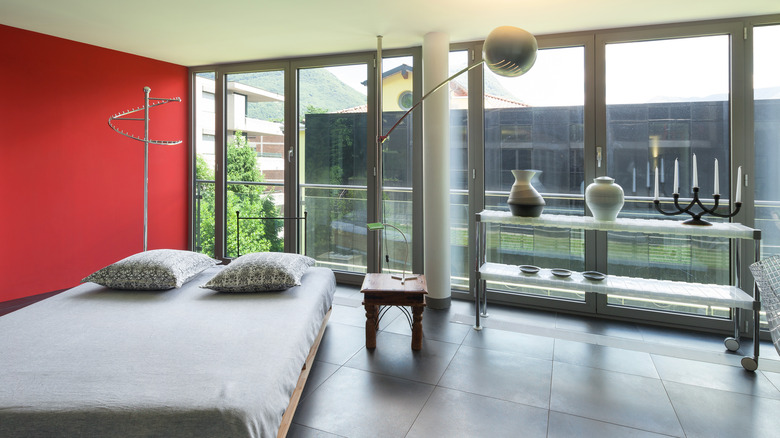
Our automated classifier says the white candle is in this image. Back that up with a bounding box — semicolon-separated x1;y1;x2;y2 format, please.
673;159;679;194
654;167;659;201
713;159;719;195
736;166;742;203
692;154;698;188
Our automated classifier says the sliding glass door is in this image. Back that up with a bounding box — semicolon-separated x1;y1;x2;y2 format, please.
191;64;293;260
193;71;217;257
481;41;588;305
192;52;418;278
754;24;780;259
223;70;287;258
603;33;732;318
298;62;370;274
378;55;418;280
477;22;751;329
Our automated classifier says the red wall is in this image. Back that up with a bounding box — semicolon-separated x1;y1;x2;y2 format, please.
0;25;190;301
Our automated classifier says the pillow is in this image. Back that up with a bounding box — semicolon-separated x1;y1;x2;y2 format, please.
82;249;218;290
203;252;315;292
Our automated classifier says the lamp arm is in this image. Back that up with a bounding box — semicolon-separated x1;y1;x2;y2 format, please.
378;60;484;143
382;223;409;283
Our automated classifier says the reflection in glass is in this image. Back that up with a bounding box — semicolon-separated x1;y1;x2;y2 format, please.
754;25;780;259
483;46;586;301
300;64;368;273
605;35;730;316
379;57;415;279
450;51;469;290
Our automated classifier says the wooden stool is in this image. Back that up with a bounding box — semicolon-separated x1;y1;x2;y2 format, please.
360;274;427;350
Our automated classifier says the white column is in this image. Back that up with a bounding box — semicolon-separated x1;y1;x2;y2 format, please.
422;31;451;309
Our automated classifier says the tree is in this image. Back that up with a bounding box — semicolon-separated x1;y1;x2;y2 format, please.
194;154;216;255
194;131;283;257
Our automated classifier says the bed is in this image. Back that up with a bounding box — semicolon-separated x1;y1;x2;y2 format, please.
0;251;335;438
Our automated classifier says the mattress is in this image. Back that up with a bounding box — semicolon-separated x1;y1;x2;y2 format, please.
0;266;336;438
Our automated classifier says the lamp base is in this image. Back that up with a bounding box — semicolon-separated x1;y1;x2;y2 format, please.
392;274;419;284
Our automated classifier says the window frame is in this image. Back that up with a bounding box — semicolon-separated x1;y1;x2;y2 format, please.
189;13;780;338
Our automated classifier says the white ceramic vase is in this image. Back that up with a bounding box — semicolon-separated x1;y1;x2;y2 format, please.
585;176;624;221
507;169;545;217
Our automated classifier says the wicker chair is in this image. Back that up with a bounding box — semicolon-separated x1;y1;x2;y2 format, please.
749;255;780;356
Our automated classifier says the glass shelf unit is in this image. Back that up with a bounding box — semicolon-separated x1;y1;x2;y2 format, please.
473;210;763;371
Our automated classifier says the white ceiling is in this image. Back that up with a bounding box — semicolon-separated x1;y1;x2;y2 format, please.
1;0;778;66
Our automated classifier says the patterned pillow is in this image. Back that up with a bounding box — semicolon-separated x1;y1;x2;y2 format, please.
82;249;218;290
203;252;315;292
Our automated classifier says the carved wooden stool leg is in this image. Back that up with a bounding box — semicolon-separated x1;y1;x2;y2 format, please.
411;305;424;350
365;303;378;349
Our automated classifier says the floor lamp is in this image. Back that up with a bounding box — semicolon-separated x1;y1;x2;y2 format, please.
376;26;538;143
372;26;538;283
367;222;417;284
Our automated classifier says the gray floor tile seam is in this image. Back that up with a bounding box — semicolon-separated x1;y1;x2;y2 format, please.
330;305;405;331
431;380;557;417
297;361;342;407
761;370;780;393
339;343;555;414
430;343;468;387
372;318;470;348
546;410;683;438
401;384;439;438
650;356;780;403
452;312;780;372
452;315;657;380
290;422;349;438
338;358;448;388
550;338;662;380
652;369;689;438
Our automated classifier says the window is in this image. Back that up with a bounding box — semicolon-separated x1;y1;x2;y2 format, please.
299;63;369;273
754;24;780;259
450;50;470;290
194;72;216;257
191;16;774;334
483;44;587;301
398;91;413;110
224;71;286;258
604;35;731;317
380;56;416;279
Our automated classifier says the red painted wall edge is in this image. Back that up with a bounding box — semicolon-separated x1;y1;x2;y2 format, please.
0;24;190;301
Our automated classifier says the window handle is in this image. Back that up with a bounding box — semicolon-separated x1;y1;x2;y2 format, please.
288;148;293;163
597;147;602;168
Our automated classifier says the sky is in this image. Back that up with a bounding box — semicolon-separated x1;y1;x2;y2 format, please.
327;25;780;107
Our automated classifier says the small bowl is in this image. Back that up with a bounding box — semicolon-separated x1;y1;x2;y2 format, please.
582;271;606;281
519;265;540;274
551;268;572;278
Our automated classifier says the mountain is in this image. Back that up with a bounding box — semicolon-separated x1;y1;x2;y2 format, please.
228;70;366;122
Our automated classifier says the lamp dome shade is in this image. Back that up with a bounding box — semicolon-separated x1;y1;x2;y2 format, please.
483;26;538;77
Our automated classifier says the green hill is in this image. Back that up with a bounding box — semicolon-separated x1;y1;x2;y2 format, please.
227;70;365;122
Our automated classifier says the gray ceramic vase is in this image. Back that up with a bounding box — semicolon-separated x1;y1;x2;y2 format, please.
507;169;545;217
585;176;624;221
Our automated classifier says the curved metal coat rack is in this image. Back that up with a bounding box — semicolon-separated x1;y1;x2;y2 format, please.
109;87;182;251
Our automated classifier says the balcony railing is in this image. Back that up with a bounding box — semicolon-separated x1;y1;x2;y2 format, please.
195;180;780;299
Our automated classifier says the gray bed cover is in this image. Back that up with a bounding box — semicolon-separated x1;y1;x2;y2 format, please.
0;266;335;438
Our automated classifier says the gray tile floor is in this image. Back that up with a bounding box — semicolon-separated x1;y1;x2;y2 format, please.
290;285;780;438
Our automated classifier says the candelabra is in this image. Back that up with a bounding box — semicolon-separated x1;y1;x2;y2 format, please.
652;155;742;226
653;188;742;226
